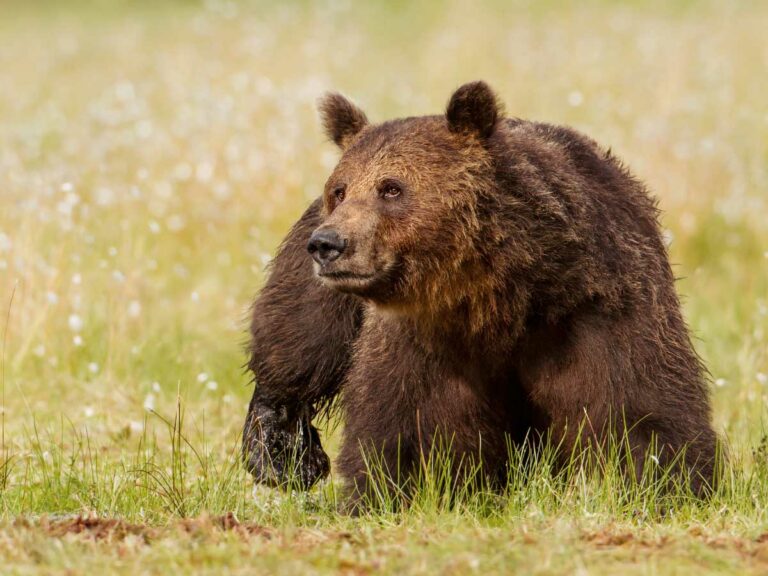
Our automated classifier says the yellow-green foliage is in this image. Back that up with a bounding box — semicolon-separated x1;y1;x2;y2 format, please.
0;1;767;573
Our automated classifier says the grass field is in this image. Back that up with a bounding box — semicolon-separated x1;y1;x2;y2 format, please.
1;0;767;573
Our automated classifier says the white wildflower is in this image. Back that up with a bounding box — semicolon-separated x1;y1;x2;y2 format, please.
195;161;214;182
57;192;80;216
68;314;83;332
0;232;11;253
143;393;156;412
115;81;135;101
166;214;186;232
567;90;584;107
135;120;153;139
95;187;115;206
128;300;141;318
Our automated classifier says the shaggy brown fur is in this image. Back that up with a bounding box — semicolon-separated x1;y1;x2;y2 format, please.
243;81;718;501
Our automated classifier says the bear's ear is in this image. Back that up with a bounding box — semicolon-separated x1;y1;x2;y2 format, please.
318;92;369;149
446;81;503;140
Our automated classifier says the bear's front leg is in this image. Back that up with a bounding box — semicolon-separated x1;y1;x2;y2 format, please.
242;199;362;490
335;315;514;512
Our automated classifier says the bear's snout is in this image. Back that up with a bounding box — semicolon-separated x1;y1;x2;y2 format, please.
307;228;347;266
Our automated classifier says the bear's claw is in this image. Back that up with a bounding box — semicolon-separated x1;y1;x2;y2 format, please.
242;400;330;490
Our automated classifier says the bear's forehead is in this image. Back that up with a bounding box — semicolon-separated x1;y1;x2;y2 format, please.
336;116;461;170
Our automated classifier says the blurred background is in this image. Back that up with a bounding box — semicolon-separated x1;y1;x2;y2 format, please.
0;0;766;468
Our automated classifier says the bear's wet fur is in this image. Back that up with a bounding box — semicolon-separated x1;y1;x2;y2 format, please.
242;81;718;503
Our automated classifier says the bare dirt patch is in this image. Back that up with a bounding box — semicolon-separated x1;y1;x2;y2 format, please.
177;511;272;538
23;515;158;543
13;512;272;544
581;525;768;568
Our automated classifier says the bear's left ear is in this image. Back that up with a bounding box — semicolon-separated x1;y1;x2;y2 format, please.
318;92;369;149
446;81;503;140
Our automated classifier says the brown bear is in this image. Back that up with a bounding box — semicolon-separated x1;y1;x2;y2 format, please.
242;81;718;503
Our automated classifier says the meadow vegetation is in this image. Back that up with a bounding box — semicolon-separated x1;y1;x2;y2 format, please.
0;1;767;573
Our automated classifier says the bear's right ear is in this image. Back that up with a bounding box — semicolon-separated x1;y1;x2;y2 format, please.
446;81;503;140
318;92;369;150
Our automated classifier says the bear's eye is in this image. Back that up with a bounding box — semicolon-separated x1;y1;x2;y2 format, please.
379;179;403;200
332;186;346;203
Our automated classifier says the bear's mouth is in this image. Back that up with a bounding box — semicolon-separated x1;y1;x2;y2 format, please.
316;268;385;295
318;270;375;281
316;258;402;300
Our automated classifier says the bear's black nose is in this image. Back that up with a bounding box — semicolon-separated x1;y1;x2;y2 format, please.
307;229;346;265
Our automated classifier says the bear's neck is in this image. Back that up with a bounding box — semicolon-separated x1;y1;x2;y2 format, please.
368;288;526;358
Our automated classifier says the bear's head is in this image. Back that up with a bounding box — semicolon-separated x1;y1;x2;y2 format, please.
308;81;508;318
